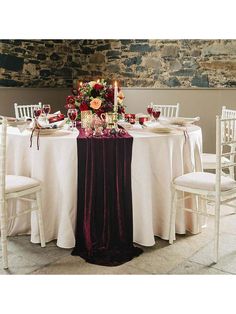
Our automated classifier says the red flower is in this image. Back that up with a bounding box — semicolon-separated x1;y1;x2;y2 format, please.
66;95;75;105
65;103;76;109
95;108;105;117
79;103;89;111
94;83;104;91
104;91;114;102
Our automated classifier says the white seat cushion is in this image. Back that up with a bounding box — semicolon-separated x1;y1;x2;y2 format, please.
6;175;40;194
202;153;230;169
174;172;236;191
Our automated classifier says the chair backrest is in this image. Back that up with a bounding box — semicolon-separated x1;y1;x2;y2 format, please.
222;106;236;119
151;102;180;117
14;102;42;119
0;116;7;201
216;116;236;190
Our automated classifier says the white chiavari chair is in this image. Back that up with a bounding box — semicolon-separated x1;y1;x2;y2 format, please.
14;102;42;119
202;106;236;179
169;115;236;263
0;116;45;269
151;102;180;118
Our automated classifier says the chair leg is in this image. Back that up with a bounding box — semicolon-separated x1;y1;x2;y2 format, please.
229;153;235;180
214;201;220;263
0;202;8;269
36;191;46;248
169;187;177;244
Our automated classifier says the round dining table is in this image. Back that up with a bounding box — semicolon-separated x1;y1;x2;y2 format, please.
5;124;202;248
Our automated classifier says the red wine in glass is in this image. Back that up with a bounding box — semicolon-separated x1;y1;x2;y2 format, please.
68;111;77;121
43;104;51;115
67;109;78;131
34;108;42;119
147;107;153;115
153;110;161;121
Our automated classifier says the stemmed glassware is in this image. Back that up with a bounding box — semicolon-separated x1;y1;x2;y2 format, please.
33;108;42;120
147;103;153;120
42;104;51;124
67;108;78;131
152;105;161;121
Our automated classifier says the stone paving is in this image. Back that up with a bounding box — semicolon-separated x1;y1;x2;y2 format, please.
0;205;236;275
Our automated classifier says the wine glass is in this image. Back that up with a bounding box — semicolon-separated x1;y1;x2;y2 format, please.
33;108;42;120
42;104;51;115
43;104;51;124
147;103;153;119
152;106;161;121
67;108;78;131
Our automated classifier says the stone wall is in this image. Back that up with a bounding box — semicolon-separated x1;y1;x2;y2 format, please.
1;39;236;88
0;40;77;87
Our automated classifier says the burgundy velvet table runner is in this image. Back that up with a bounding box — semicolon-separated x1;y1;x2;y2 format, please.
71;128;143;266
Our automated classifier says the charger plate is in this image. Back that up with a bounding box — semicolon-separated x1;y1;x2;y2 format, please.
144;127;173;133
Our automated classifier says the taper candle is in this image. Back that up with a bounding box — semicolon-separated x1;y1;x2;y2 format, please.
114;81;118;112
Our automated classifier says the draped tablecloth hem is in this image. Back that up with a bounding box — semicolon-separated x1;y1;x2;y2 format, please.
71;246;143;267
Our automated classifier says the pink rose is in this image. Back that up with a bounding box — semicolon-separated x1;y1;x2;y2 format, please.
90;98;102;110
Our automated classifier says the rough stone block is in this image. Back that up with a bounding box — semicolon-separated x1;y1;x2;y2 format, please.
81;46;95;54
161;45;179;57
106;64;121;72
37;53;46;60
50;53;61;61
191;74;209;87
191;49;201;57
0;79;23;86
124;56;142;67
106;50;121;59
39;69;51;77
89;53;105;64
169;60;182;71
142;57;161;70
200;61;236;70
96;44;111;51
0;53;24;71
202;42;236;56
23;63;37;75
166;77;181;87
54;67;72;77
130;44;153;52
172;69;194;76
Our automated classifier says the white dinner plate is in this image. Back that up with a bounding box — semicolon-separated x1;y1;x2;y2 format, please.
28;126;68;135
167;117;200;126
144;127;173;133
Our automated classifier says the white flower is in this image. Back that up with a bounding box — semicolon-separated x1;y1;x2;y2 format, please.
88;81;97;88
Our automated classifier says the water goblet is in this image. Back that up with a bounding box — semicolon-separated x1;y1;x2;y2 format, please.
67;108;78;131
42;104;51;124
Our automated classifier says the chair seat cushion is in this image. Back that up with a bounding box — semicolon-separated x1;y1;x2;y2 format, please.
6;175;40;194
202;153;230;169
174;172;236;191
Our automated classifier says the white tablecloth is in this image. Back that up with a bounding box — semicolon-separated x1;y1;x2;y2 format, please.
5;125;202;248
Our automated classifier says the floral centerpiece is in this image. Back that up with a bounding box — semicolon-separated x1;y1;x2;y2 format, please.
65;79;125;119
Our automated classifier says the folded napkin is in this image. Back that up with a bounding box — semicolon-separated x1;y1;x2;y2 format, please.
118;121;143;130
48;113;65;123
166;116;200;126
143;121;162;128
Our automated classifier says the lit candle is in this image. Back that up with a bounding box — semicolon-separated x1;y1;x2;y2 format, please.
114;81;118;112
97;79;100;83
